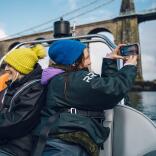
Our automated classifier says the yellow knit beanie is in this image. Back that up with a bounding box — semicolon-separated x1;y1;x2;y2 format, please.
4;44;46;74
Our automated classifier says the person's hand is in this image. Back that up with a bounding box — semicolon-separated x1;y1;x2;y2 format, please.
106;44;125;60
124;55;138;66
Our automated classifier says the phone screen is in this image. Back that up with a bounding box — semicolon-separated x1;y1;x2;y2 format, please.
120;44;139;56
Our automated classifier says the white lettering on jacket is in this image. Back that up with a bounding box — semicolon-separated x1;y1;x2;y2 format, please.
83;72;97;83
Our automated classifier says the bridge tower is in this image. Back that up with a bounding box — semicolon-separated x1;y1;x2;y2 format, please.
116;0;143;80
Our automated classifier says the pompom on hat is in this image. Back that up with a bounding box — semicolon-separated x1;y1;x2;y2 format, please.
4;44;46;74
48;40;86;65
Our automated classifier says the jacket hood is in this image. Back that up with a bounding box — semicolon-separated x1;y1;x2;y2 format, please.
41;67;64;85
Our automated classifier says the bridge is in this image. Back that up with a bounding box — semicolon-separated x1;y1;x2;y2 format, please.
0;0;156;81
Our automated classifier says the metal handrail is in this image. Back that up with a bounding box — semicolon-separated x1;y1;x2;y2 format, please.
0;34;117;66
12;34;116;49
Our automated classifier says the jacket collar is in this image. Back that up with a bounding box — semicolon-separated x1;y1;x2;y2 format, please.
9;64;42;88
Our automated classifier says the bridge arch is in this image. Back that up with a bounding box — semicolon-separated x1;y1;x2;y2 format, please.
8;42;21;51
138;21;156;80
35;37;46;41
88;27;115;43
88;27;112;34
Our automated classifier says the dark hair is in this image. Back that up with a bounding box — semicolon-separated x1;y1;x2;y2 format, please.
50;53;84;100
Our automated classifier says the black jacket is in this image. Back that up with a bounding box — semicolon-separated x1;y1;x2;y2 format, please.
35;58;137;146
0;64;45;156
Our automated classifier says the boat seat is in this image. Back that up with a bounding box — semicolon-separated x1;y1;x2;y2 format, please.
100;105;156;156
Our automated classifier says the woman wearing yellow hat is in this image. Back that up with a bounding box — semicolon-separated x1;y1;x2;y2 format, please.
0;44;46;156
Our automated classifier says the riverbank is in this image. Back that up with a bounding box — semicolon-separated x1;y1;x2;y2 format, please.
132;81;156;91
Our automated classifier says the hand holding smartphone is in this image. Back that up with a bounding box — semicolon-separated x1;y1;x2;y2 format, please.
120;43;139;56
119;43;139;66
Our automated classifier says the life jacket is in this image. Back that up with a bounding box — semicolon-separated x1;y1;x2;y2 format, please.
0;73;9;92
32;108;106;156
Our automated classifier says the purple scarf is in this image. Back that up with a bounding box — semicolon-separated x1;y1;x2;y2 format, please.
41;67;64;85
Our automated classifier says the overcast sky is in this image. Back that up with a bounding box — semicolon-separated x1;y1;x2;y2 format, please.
0;0;156;80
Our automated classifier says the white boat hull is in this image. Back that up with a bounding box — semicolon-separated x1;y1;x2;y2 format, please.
100;105;156;156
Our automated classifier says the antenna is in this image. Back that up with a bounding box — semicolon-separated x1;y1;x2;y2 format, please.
72;21;76;37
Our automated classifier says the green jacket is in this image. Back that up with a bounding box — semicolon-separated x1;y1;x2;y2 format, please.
34;58;137;145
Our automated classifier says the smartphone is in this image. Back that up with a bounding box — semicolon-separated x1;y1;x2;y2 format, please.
120;44;139;56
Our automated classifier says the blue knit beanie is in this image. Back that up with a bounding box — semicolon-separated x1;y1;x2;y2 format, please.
48;40;86;65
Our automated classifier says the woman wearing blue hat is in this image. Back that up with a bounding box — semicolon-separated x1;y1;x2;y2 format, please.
34;40;137;156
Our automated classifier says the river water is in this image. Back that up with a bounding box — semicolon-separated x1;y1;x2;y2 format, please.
127;91;156;124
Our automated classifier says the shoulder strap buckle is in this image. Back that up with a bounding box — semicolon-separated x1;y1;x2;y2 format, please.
70;108;77;114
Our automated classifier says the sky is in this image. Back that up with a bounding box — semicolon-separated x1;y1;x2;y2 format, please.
0;0;156;80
